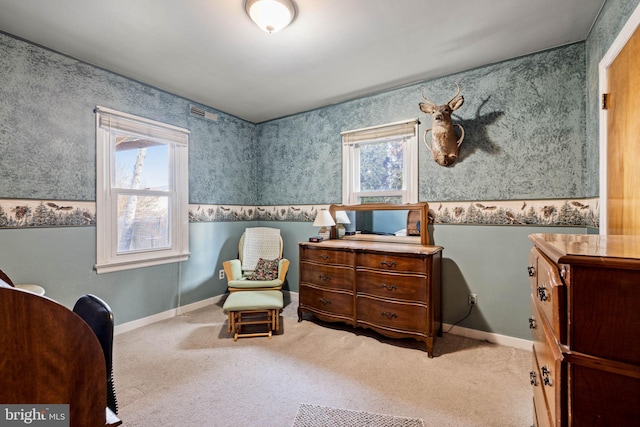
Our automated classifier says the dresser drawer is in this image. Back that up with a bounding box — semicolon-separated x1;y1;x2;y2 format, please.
356;252;427;274
300;262;353;291
356;295;427;333
300;246;353;266
570;358;640;426
532;348;552;427
531;296;562;427
299;284;354;317
569;266;640;365
531;248;566;343
357;269;427;303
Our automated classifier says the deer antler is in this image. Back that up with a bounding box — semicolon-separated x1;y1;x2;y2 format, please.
454;124;465;148
448;83;461;105
420;89;436;107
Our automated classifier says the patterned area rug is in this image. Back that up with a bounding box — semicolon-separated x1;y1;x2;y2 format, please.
292;404;424;427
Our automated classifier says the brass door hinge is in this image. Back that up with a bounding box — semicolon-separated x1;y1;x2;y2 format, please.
602;93;609;110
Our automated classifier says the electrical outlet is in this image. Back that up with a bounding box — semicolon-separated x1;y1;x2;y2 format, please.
468;293;478;306
219;269;225;280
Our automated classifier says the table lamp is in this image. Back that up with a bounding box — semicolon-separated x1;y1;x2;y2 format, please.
335;210;351;238
313;209;335;239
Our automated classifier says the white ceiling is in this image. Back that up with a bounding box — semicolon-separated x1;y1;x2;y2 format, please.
0;0;605;123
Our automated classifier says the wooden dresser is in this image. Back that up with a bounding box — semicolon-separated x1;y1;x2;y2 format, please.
298;239;443;357
528;234;640;427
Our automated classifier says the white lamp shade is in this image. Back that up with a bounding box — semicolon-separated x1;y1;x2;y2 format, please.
313;210;336;227
246;0;295;33
335;210;351;224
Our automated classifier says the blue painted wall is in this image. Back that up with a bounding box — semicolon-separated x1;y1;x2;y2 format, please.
0;221;249;322
1;0;639;340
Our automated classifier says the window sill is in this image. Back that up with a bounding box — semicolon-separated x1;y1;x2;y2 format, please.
95;253;190;274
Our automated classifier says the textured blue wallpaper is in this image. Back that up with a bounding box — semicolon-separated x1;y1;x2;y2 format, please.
256;44;587;205
3;0;638;208
188;113;257;205
0;32;255;204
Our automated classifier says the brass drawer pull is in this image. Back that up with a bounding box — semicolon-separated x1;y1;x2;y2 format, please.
560;265;568;279
380;283;398;291
318;254;332;261
529;370;537;386
318;274;332;281
380;260;398;268
527;265;536;277
319;298;331;306
381;311;397;319
541;366;552;386
528;316;536;329
537;284;548;302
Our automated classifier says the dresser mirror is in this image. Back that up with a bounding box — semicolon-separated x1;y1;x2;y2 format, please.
329;202;430;245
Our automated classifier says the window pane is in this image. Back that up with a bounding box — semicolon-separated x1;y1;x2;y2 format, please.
117;194;170;253
359;139;403;191
360;195;403;204
115;136;169;190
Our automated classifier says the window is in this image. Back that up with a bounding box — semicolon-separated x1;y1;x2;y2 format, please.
342;119;419;205
95;106;190;274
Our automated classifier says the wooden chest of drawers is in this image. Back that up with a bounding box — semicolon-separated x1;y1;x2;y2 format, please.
298;239;443;357
528;234;640;426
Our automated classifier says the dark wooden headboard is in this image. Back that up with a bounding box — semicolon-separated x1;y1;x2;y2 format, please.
0;287;119;426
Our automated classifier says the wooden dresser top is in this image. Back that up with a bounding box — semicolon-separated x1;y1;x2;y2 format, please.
299;239;443;255
529;233;640;268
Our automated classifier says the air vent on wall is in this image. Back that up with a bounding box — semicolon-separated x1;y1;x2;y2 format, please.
190;105;218;122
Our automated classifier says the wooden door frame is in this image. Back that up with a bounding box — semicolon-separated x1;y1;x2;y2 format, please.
599;3;640;235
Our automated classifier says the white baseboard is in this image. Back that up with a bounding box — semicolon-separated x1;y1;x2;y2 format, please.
443;323;532;351
114;295;225;335
115;292;533;352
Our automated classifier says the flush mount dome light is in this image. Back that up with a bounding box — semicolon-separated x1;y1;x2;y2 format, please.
245;0;296;33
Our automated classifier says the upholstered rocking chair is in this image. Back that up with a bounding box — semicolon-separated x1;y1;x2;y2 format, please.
222;227;290;292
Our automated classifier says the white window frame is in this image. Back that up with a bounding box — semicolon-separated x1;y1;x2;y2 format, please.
342;119;419;205
95;106;190;274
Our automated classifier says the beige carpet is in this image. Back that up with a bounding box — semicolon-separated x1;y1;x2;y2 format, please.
113;293;532;426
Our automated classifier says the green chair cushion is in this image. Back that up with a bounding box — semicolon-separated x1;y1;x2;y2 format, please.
226;278;283;289
223;290;284;312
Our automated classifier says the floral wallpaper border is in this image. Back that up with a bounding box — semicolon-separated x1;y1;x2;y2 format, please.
0;197;599;229
189;198;599;228
0;200;96;228
428;198;598;228
188;204;325;223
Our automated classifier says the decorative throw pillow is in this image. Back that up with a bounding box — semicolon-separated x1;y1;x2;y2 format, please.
246;257;281;281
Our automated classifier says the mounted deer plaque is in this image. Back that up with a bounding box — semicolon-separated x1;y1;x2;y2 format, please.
419;84;465;167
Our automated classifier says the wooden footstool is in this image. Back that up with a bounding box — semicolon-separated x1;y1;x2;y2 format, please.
222;290;283;340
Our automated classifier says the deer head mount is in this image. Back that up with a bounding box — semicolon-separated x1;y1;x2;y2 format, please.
419;84;465;167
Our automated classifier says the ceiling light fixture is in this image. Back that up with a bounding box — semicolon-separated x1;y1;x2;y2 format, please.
245;0;296;33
